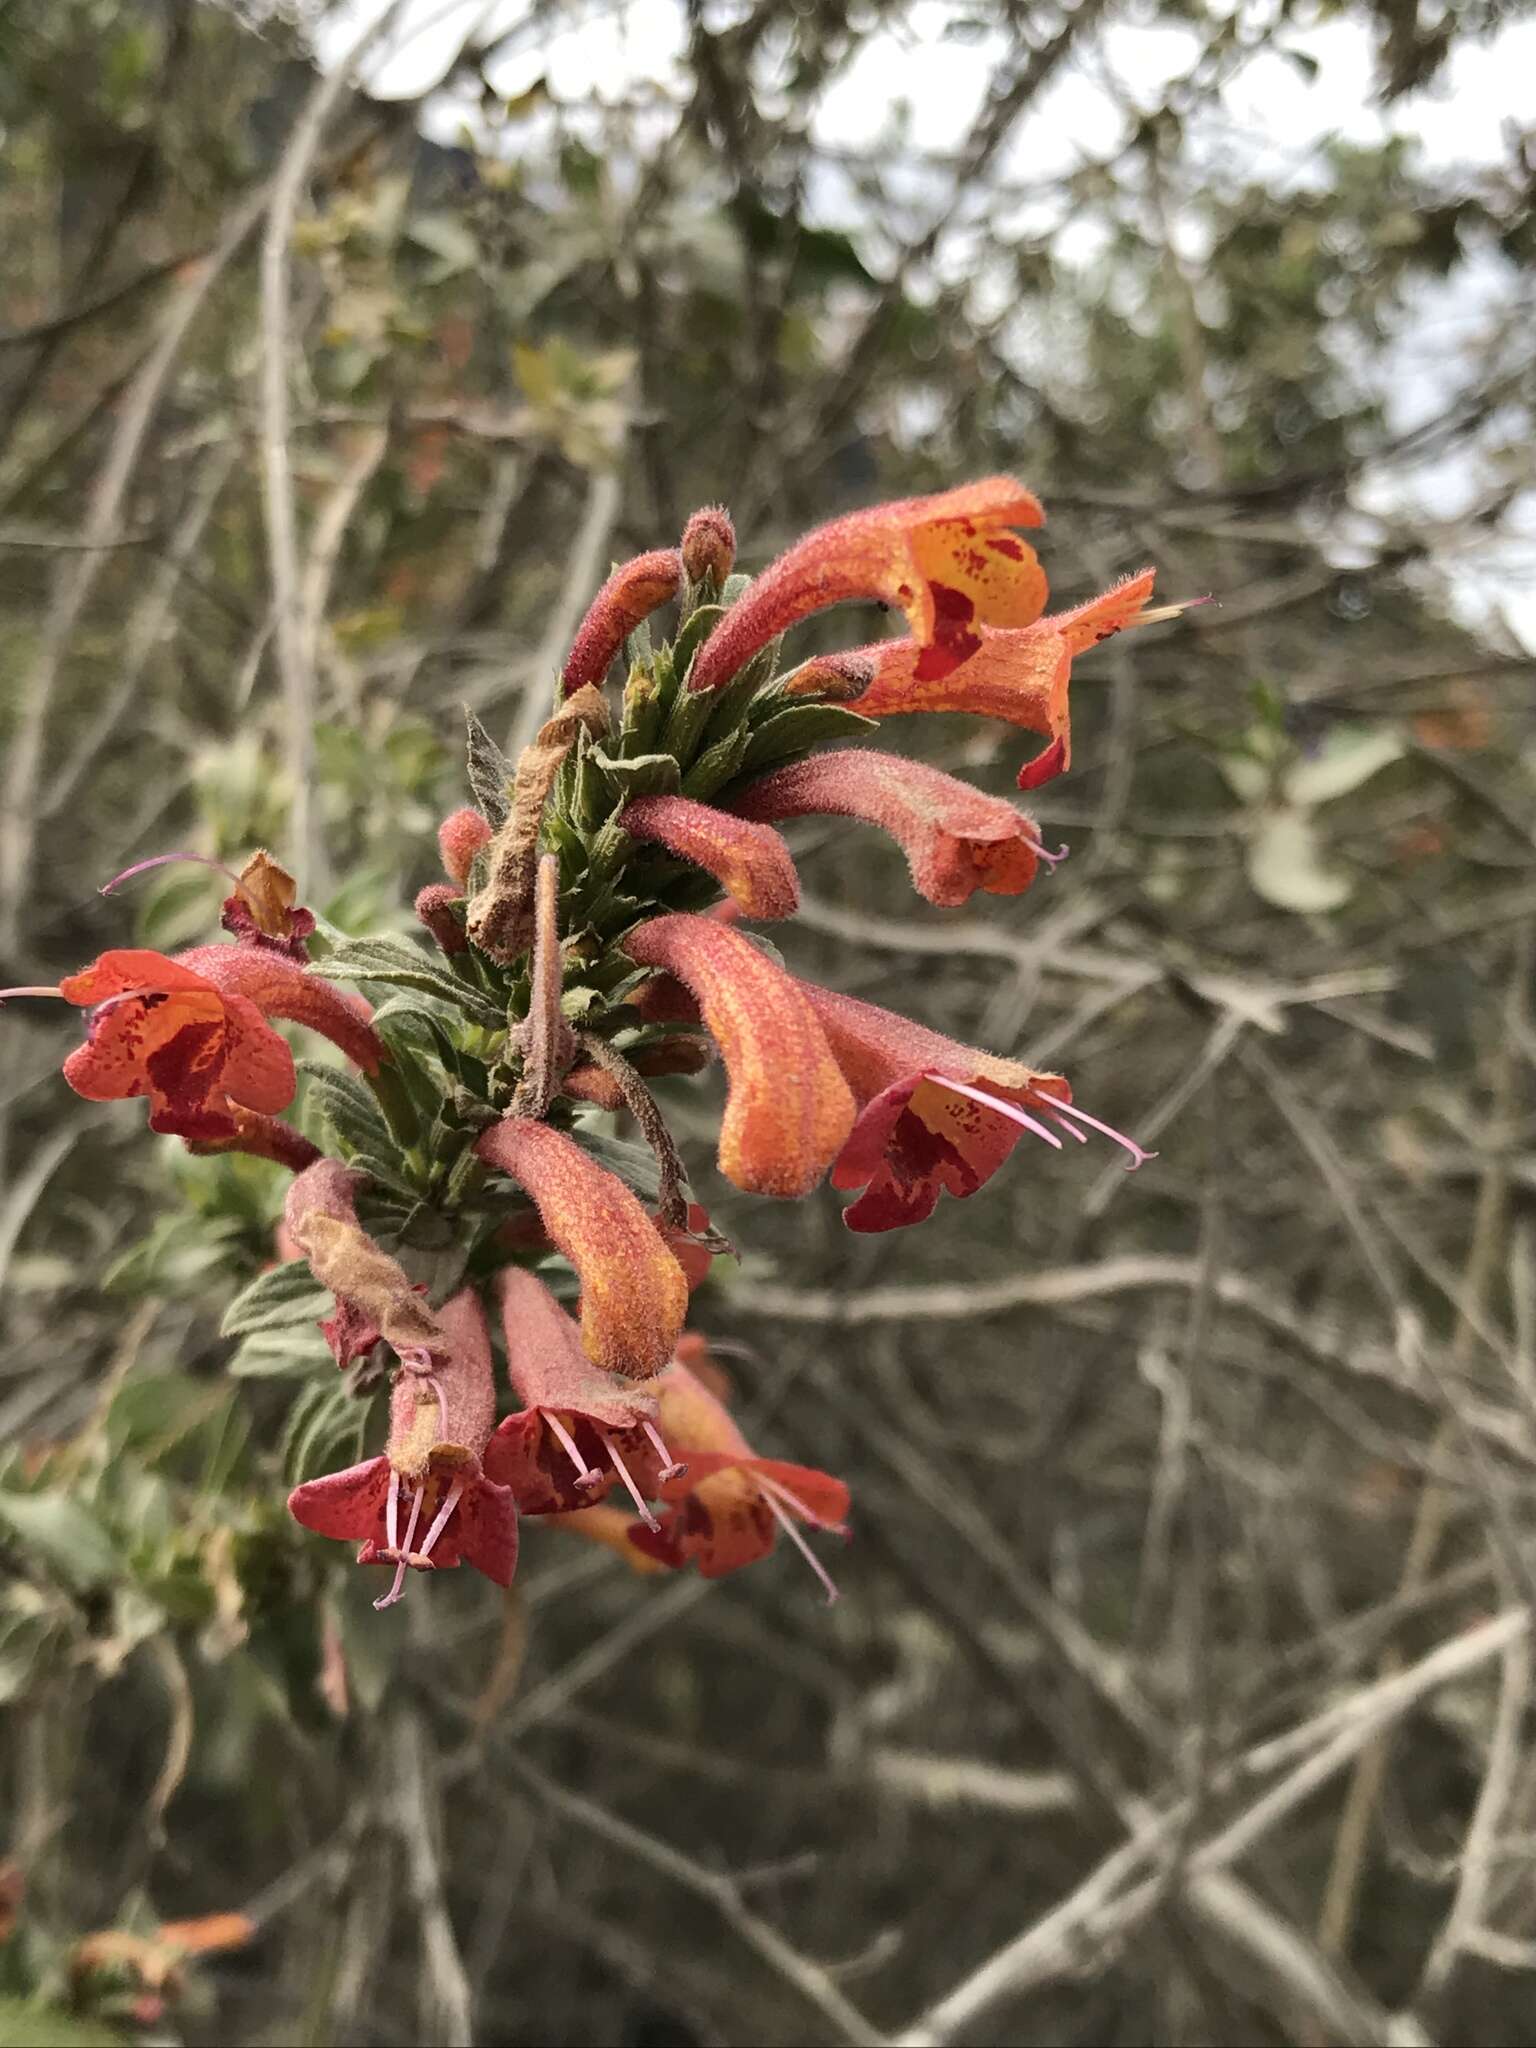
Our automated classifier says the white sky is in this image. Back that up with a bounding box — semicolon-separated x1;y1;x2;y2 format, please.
315;0;1536;649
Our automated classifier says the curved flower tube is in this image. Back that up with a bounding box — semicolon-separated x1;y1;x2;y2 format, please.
474;1119;689;1379
728;749;1063;908
798;979;1151;1232
622;913;854;1198
688;477;1045;695
562;548;683;693
287;1288;518;1607
619;794;800;919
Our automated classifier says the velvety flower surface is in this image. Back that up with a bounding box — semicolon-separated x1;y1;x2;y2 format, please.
474;1118;689;1378
688;476;1046;694
728;748;1062;907
562;548;682;693
623;913;854;1198
619;794;800;919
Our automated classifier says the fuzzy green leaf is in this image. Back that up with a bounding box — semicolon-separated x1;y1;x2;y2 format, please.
739;702;878;773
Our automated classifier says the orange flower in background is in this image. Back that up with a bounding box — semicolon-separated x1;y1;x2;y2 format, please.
474;1118;689;1378
288;1288;518;1608
624;1355;850;1599
727;748;1065;907
800;979;1152;1231
623;912;855;1198
619;794;801;919
844;568;1159;789
687;476;1046;695
483;1268;681;1520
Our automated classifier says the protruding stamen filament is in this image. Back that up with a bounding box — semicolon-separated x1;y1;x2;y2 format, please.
1038;1096;1156;1170
759;1489;840;1605
0;986;62;1003
544;1410;602;1490
641;1420;687;1483
415;1477;465;1564
375;1481;424;1610
599;1428;660;1532
1022;832;1070;871
385;1467;401;1553
1127;594;1212;628
934;1074;1063;1150
757;1470;849;1538
100;851;243;897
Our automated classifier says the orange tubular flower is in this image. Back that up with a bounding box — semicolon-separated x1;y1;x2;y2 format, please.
562;548;683;694
619;794;800;919
799;979;1152;1232
623;1357;850;1599
473;1118;688;1378
287;1288;519;1608
483;1268;681;1522
687;477;1045;695
846;568;1158;790
728;748;1065;908
622;913;855;1198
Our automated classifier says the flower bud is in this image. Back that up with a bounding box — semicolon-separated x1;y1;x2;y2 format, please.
680;504;736;588
415;883;468;955
438;807;492;889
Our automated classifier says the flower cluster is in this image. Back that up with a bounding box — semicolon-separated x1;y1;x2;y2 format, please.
6;480;1172;1611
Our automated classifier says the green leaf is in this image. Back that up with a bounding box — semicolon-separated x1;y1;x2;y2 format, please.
589;745;681;799
0;1490;118;1590
299;1063;392;1158
221;1260;332;1338
563;1125;667;1207
228;1328;334;1379
739;702;877;773
681;726;749;799
465;708;514;827
282;1378;369;1486
323;936;506;1025
0;1996;122;2047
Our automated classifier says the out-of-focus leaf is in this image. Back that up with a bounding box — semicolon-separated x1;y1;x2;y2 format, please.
0;1996;120;2046
0;1491;118;1590
1247;809;1352;913
221;1262;331;1338
1284;725;1404;805
227;1330;333;1380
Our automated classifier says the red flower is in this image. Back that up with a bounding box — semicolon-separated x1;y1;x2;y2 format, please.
844;568;1159;789
474;1118;689;1378
437;806;492;888
622;913;855;1198
287;1288;518;1608
562;548;683;693
687;477;1045;695
483;1268;681;1521
57;949;296;1142
727;749;1064;908
624;1356;850;1600
799;980;1153;1232
619;795;800;920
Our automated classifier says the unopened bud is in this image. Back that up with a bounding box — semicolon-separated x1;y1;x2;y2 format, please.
680;504;735;589
438;807;492;888
416;884;468;955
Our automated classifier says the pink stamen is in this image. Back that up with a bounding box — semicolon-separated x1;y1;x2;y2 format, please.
99;850;244;896
759;1489;840;1605
1038;1096;1157;1170
0;986;62;1003
385;1467;401;1552
544;1410;602;1491
1022;831;1070;871
756;1469;848;1538
374;1481;424;1610
641;1420;687;1484
414;1476;465;1564
1127;594;1213;628
599;1428;661;1533
932;1074;1064;1150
